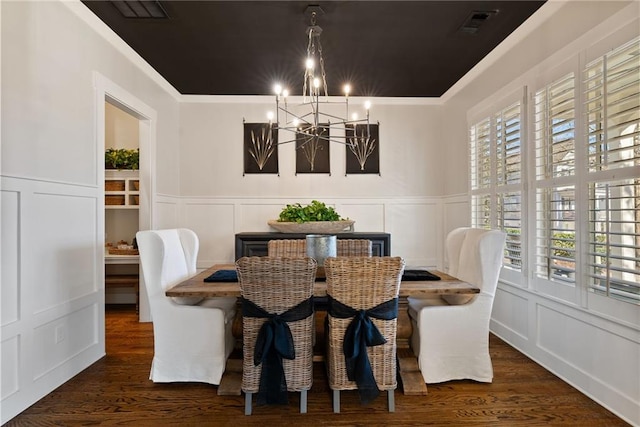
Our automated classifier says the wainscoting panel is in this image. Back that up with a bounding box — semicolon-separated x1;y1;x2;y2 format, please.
31;191;98;313
183;201;236;265
180;197;442;266
491;287;529;341
0;336;19;400
537;304;640;405
385;200;439;266
441;194;469;270
442;195;469;236
153;198;180;230
0;176;105;424
1;190;20;326
238;202;296;233
336;203;385;233
491;280;640;424
32;304;99;380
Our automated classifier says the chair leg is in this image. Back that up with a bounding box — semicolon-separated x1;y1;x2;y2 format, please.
387;389;395;412
300;389;307;413
244;392;252;415
333;390;340;413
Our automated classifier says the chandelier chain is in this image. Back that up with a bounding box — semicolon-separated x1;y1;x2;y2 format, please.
318;38;328;98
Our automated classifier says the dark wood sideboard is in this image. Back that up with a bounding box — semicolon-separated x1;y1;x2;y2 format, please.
235;232;391;260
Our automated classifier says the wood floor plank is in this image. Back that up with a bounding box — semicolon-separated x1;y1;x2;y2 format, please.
3;305;630;426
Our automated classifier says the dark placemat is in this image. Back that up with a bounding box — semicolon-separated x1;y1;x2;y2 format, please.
402;269;441;281
204;270;238;282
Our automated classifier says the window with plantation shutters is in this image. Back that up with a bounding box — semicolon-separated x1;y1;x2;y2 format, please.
535;73;576;179
496;103;522;185
471;194;491;229
584;37;640;304
585;38;640;173
498;191;522;270
470;118;491;191
534;73;577;284
470;117;492;230
469;99;524;270
588;179;640;304
496;102;523;270
535;185;576;283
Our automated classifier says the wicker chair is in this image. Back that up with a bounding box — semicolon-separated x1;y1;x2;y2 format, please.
324;256;405;413
267;239;306;257
267;239;372;257
337;239;373;257
236;256;317;415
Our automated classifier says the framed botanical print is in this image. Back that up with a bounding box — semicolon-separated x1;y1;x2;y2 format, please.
243;122;278;175
296;124;330;174
346;123;379;175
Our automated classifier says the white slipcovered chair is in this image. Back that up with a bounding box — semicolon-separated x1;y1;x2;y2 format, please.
136;228;237;385
407;227;506;383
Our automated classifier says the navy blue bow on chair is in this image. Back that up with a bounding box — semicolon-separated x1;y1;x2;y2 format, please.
327;296;398;404
242;297;314;405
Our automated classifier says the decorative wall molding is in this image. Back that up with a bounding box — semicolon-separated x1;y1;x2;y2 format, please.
0;176;104;422
491;281;640;425
178;196;445;268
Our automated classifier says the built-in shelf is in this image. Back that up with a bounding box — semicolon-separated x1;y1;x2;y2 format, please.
105;254;139;265
105;170;139;209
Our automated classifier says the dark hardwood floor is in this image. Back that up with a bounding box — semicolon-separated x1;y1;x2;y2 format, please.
5;305;629;426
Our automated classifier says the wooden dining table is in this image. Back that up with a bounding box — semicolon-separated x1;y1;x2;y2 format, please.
166;263;479;299
165;263;480;396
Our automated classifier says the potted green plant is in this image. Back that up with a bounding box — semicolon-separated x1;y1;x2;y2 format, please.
268;200;354;233
105;148;139;170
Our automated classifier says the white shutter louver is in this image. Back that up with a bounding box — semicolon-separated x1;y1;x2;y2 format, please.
496;103;522;185
588;179;640;303
535;186;576;283
470;118;491;191
585;37;640;172
498;191;522;270
535;73;576;179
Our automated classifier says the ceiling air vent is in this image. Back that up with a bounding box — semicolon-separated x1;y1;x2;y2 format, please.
459;10;498;34
111;1;168;19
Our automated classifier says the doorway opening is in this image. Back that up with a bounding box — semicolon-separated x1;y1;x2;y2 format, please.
104;101;141;316
95;72;157;332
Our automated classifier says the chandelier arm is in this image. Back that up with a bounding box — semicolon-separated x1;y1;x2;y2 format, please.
272;130;356;147
273;137;299;146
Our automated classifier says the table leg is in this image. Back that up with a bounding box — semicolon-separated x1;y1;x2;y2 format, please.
396;297;428;395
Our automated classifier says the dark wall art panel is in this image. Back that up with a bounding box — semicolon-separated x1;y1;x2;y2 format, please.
243;122;278;175
296;124;330;174
346;123;379;175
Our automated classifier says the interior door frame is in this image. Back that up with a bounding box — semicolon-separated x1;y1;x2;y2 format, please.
94;72;157;322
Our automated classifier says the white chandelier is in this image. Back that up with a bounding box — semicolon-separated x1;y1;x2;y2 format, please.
267;7;374;151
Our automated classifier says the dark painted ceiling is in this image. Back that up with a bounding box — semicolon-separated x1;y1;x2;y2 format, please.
82;1;546;97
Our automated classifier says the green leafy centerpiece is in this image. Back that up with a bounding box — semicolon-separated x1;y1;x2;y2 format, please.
268;200;354;233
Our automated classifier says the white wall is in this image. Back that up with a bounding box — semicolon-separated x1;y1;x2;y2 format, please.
179;99;443;198
105;102;139;150
1;1;180;422
177;99;448;267
441;2;640;425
